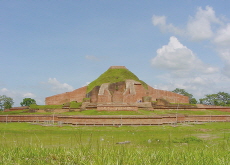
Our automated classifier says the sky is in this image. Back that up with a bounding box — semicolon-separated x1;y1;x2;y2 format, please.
1;1;230;106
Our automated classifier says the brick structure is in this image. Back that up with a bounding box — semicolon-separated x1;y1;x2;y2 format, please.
2;114;230;125
45;66;189;110
46;86;87;105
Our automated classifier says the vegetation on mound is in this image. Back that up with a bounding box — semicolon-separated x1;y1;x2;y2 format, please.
87;68;148;93
69;101;82;108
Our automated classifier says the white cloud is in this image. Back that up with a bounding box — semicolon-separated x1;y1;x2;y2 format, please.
187;6;222;41
215;49;230;77
1;88;18;98
152;15;184;35
152;6;222;41
222;64;230;77
85;55;99;61
151;36;218;77
188;77;211;86
82;82;90;87
152;15;166;26
23;92;36;98
213;24;230;78
214;24;230;46
47;78;74;93
153;75;221;99
1;88;8;92
151;6;230;98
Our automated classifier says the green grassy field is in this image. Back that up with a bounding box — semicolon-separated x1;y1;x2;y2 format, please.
1;109;230;116
1;122;230;164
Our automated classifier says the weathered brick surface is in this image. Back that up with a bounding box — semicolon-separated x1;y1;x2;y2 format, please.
46;86;87;105
97;89;112;103
0;115;57;122
97;105;138;111
46;92;70;105
109;66;127;69
2;115;230;125
69;86;87;102
45;79;188;105
45;66;189;105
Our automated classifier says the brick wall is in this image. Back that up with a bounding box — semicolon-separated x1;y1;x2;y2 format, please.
45;92;70;105
69;86;87;102
97;105;138;111
45;81;189;105
122;84;189;104
45;86;87;105
97;89;112;103
2;115;230;125
148;86;189;103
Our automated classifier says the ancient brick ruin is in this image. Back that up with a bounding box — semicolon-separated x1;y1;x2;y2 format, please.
45;66;189;110
2;114;230;125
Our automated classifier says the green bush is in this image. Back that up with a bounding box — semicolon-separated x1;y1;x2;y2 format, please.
70;102;82;108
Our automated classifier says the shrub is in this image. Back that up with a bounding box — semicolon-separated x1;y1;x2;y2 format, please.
70;102;82;108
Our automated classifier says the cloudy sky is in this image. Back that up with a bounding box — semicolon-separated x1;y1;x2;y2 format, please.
1;1;230;106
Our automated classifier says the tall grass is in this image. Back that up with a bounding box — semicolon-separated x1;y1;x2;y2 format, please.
1;122;230;164
1;143;230;164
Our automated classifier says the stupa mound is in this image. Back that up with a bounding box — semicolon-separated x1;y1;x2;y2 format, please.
45;66;189;110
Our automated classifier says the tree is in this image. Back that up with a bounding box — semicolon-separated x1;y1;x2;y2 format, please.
20;98;36;106
199;92;230;106
172;88;197;104
0;95;14;111
190;98;198;104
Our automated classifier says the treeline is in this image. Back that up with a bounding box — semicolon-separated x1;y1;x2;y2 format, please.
172;88;230;107
0;95;14;111
0;97;82;111
199;92;230;106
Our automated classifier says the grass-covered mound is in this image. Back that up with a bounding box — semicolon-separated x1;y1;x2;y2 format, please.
87;67;148;93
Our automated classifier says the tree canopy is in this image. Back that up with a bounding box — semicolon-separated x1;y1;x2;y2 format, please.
172;88;197;104
0;95;14;111
20;98;36;106
199;92;230;106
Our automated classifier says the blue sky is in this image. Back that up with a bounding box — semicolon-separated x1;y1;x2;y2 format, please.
1;1;230;106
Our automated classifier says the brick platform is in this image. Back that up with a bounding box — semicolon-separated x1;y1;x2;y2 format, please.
1;115;230;125
97;104;138;111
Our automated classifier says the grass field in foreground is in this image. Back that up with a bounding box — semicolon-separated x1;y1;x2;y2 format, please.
1;109;230;116
1;122;230;164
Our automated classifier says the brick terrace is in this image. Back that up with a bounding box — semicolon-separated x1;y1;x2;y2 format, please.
1;115;230;125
